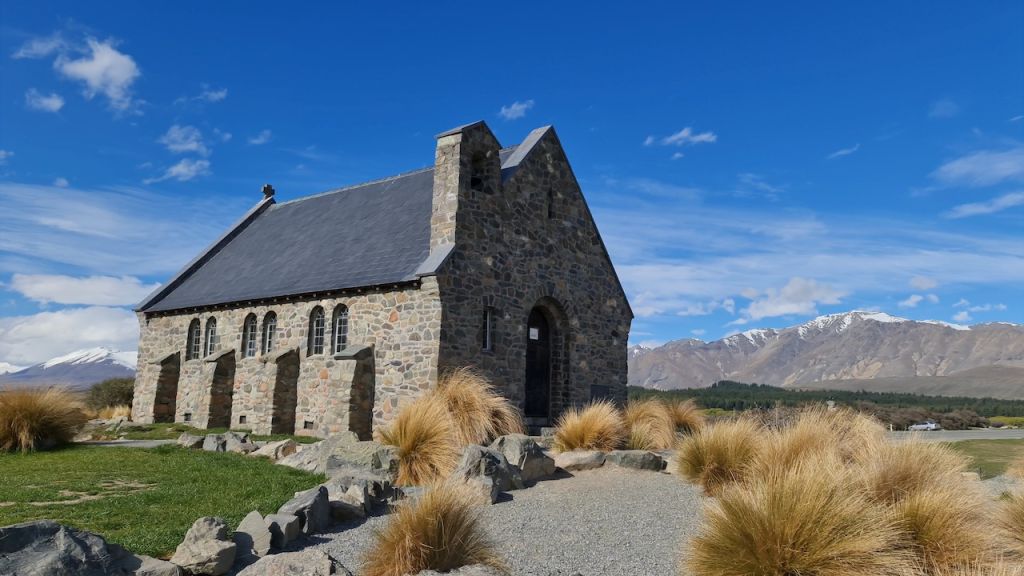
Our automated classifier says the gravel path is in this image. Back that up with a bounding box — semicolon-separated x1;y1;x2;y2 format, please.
312;467;704;576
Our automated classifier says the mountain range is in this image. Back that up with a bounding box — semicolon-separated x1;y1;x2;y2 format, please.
629;311;1024;399
0;347;138;390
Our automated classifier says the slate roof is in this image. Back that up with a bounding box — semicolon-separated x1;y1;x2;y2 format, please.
138;137;534;313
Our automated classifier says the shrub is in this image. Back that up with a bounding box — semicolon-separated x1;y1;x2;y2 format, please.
377;395;461;486
685;453;915;576
431;367;523;446
0;387;88;453
551;400;625;453
676;418;762;495
854;440;969;506
96;404;132;420
623;399;676;450
892;482;996;573
85;378;135;411
361;482;507;576
667;399;704;434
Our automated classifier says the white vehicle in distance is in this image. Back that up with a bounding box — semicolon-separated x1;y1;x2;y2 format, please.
908;420;941;431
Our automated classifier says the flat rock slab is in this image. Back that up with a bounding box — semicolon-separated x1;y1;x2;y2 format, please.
236;549;352;575
264;513;301;550
553;450;606;471
234;510;272;562
490;434;556;483
278;486;330;535
169;517;236;576
605;450;666;471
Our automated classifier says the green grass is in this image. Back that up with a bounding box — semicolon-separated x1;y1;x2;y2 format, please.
118;422;319;444
0;445;325;558
948;439;1024;479
990;416;1024;428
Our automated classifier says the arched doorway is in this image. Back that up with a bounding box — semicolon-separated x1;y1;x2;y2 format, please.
525;307;552;420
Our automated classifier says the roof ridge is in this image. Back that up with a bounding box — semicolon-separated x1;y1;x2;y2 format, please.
274;165;434;206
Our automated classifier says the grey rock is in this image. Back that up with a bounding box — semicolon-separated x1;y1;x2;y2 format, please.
263;513;301;550
202;434;226;452
177;432;205;449
169;517;236;576
236;549;352;576
278;432;397;481
250;439;298;460
233;510;272;563
416;565;506;576
490;434;556;483
322;465;394;506
278;486;331;535
118;554;183;576
450;445;521;504
0;519;134;575
329;499;366;522
605;450;666;471
553;450;606;471
224;432;255;454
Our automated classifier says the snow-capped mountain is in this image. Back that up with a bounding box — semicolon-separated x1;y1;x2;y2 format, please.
0;347;137;390
629;311;1024;399
0;362;25;375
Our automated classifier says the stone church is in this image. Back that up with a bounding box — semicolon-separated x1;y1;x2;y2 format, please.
131;121;632;439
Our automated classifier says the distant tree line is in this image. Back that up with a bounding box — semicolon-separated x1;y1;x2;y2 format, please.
629;381;1024;430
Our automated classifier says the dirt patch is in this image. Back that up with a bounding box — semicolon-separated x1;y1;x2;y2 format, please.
17;480;156;507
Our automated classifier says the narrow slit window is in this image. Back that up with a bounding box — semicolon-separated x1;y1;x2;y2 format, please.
332;305;349;354
262;312;277;354
547;188;555;219
482;307;494;351
308;307;325;355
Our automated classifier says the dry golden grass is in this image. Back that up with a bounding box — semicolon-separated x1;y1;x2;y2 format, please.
892;481;997;573
361;482;507;576
377;395;461;486
96;404;132;420
551;400;625;453
623;399;677;450
999;492;1024;558
686;453;916;576
431;367;524;446
676;418;763;495
667;399;704;434
1007;458;1024;481
933;562;1024;576
0;387;87;453
750;407;886;475
855;440;970;506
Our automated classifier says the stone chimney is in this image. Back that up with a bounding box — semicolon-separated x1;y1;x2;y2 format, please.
262;184;275;200
430;121;501;250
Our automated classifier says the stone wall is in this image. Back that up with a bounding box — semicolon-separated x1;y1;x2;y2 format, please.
132;279;443;434
431;123;632;424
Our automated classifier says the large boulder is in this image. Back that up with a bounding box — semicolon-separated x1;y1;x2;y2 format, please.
263;513;301;550
118;555;182;576
450;445;521;504
490;434;556;483
177;433;205;449
553;450;606;472
250;439;299;460
224;432;256;454
236;549;352;576
169;517;236;576
277;432;397;480
605;450;666;471
202;434;227;452
278;486;331;535
232;510;272;565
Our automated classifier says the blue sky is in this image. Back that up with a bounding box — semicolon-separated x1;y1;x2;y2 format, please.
1;2;1022;364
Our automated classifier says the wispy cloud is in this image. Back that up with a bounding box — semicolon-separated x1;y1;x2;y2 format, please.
143;158;211;184
910;276;938;290
898;293;939;308
742;277;846;320
53;177;69;188
54;38;141;112
932;146;1024;187
827;143;860;159
0;151;12;165
157;125;209;156
0;306;138;365
11;33;67;59
644;127;717;147
10;274;159;306
953;310;971;323
498;99;534;120
929;98;959;118
944;191;1024;218
248;129;272;145
24;89;64;112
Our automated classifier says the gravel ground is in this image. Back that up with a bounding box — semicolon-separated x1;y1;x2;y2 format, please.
312;467;704;576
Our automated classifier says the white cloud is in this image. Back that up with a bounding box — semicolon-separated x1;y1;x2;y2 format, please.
743;277;846;320
671;152;685;160
645;127;717;147
929;99;959;118
952;310;971;323
248;129;272;145
498;99;534;120
197;86;227;102
966;303;1007;313
691;329;706;337
945;191;1024;218
1011;115;1024;123
827;143;860;159
11;34;67;59
157;125;209;156
25;88;64;112
926;293;940;304
899;294;924;308
213;129;232;142
910;276;938;290
53;177;69;188
10;274;159;306
0;150;12;165
144;158;211;184
0;306;138;365
55;38;140;112
953;298;970;308
932;147;1024;187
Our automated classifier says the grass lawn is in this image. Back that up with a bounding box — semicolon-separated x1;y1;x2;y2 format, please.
0;445;325;558
949;439;1024;479
117;422;320;444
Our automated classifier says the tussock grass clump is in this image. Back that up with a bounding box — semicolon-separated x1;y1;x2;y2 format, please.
751;407;886;475
552;400;625;453
676;418;762;495
686;454;915;576
668;399;704;434
855;440;970;505
96;404;132;420
0;387;87;453
431;367;524;446
999;491;1024;558
1006;458;1024;481
893;482;996;573
377;395;461;486
624;399;677;450
361;482;507;576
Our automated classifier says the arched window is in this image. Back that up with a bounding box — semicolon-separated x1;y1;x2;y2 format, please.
308;307;325;355
204;318;218;357
241;314;258;358
186;319;201;360
332;305;349;354
262;312;277;355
